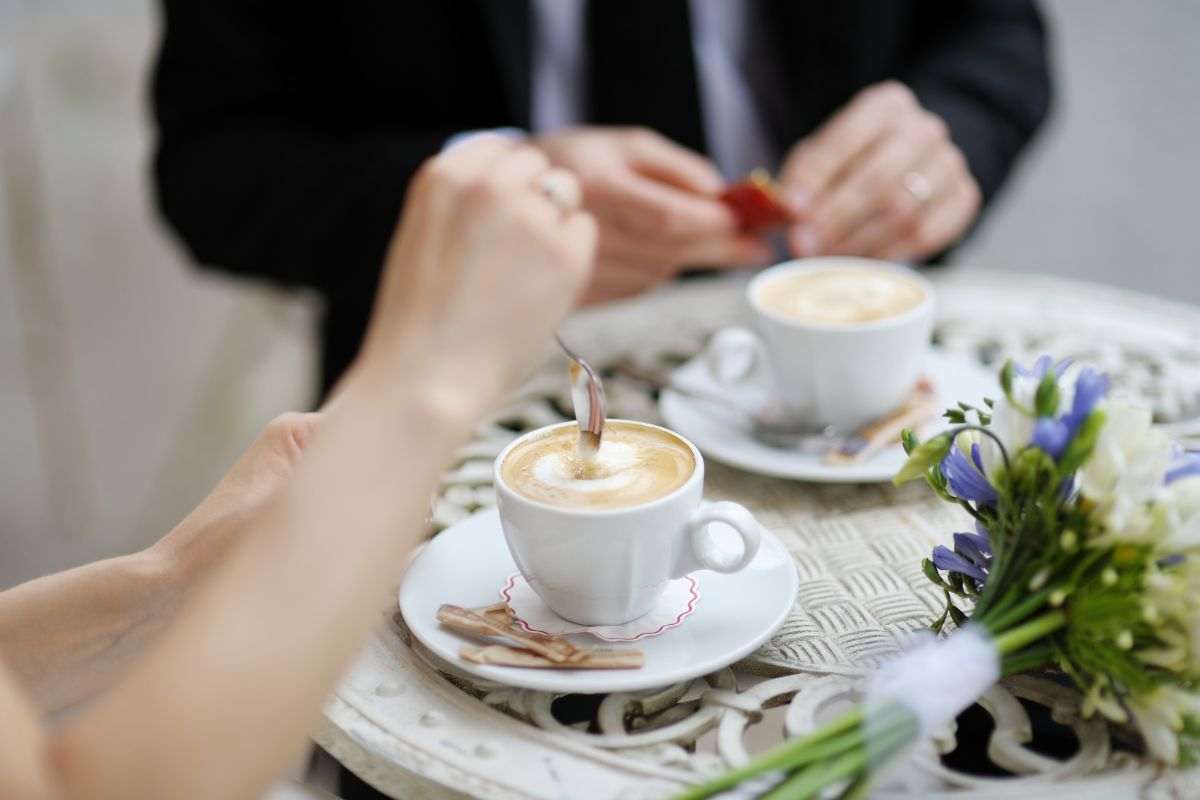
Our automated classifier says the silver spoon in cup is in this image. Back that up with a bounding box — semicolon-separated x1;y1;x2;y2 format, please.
555;334;607;461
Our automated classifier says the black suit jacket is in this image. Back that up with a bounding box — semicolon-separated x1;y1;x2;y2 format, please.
152;0;1051;393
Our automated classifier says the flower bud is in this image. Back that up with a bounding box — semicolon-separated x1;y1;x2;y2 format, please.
1060;530;1078;551
1143;604;1160;624
1049;589;1067;607
1029;568;1051;591
1102;567;1119;586
1117;630;1133;650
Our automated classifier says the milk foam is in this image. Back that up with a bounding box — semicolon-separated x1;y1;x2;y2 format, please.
758;268;924;325
502;422;694;509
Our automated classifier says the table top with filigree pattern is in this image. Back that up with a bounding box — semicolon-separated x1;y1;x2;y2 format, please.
315;269;1200;799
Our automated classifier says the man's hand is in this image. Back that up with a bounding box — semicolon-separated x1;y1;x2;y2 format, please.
780;82;982;262
535;127;772;303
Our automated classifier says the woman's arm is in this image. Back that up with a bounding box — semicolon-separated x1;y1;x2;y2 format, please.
0;414;319;713
0;136;594;800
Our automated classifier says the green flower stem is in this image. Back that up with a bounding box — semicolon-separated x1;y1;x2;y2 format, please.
992;611;1066;656
759;748;866;800
676;612;1066;800
759;716;912;800
978;586;1054;634
1000;644;1056;676
673;709;864;800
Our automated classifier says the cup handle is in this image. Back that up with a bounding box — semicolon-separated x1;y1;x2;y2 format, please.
703;326;768;387
672;501;764;578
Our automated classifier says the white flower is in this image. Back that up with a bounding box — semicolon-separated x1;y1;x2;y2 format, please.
1129;687;1200;764
1158;475;1200;551
1077;401;1171;541
978;368;1047;475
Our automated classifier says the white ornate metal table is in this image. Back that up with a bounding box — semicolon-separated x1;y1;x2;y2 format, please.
315;269;1200;799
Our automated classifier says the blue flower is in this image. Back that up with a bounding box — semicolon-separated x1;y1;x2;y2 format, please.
940;442;998;506
1015;355;1073;379
1166;452;1200;485
954;530;992;564
931;546;987;582
1027;365;1109;461
931;523;993;588
1031;417;1071;459
1062;368;1109;431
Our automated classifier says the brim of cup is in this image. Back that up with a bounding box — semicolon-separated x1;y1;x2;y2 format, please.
493;419;704;517
747;257;935;332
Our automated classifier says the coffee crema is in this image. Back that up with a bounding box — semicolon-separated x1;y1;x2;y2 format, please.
756;268;924;325
501;421;694;509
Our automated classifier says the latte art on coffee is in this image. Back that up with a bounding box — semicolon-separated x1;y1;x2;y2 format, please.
501;421;694;509
757;268;924;324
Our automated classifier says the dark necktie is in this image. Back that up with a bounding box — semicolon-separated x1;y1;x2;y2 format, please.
585;0;707;156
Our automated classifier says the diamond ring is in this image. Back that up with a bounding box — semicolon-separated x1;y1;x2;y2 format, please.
536;169;582;214
902;171;934;205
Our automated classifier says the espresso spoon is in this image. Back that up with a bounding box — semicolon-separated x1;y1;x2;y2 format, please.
555;334;607;460
610;362;857;455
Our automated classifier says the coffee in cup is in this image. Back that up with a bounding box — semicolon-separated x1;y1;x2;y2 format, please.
500;420;695;509
705;257;934;432
495;420;764;626
755;266;926;325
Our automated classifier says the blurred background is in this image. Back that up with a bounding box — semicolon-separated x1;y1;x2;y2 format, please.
1;0;1198;589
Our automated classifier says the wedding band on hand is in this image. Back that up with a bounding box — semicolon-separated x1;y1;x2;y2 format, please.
535;168;582;214
902;170;934;205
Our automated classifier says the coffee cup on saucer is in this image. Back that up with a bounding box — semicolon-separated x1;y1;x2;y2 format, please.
705;257;935;432
494;419;764;626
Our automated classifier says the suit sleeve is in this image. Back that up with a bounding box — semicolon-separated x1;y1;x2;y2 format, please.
151;0;449;300
903;0;1052;205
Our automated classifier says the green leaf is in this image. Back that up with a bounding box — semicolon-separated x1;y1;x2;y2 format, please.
1059;410;1106;475
1034;371;1061;417
900;428;920;455
893;433;953;486
999;361;1015;398
943;409;967;424
922;557;950;590
948;603;968;627
984;397;995;409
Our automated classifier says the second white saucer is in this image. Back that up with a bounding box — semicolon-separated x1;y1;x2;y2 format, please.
659;349;995;483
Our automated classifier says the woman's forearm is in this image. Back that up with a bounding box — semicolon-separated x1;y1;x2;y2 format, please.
49;379;477;800
0;550;181;713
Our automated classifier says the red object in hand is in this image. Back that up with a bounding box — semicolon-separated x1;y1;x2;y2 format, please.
720;169;791;233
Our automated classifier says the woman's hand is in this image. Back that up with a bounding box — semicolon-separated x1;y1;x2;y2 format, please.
348;135;598;415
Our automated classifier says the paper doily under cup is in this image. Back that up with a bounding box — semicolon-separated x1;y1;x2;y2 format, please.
500;573;699;642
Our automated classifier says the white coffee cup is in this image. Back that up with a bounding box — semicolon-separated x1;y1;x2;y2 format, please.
494;420;764;626
705;257;934;432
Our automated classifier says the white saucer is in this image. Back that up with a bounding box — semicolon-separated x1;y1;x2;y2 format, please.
659;349;995;483
399;508;798;694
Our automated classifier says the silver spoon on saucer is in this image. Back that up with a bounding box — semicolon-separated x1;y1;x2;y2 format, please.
555;334;607;460
610;362;857;454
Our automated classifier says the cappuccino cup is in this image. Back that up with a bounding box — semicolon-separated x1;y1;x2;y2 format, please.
705;257;934;431
494;420;764;626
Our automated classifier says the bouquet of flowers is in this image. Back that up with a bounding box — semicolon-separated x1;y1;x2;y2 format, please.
679;356;1200;800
